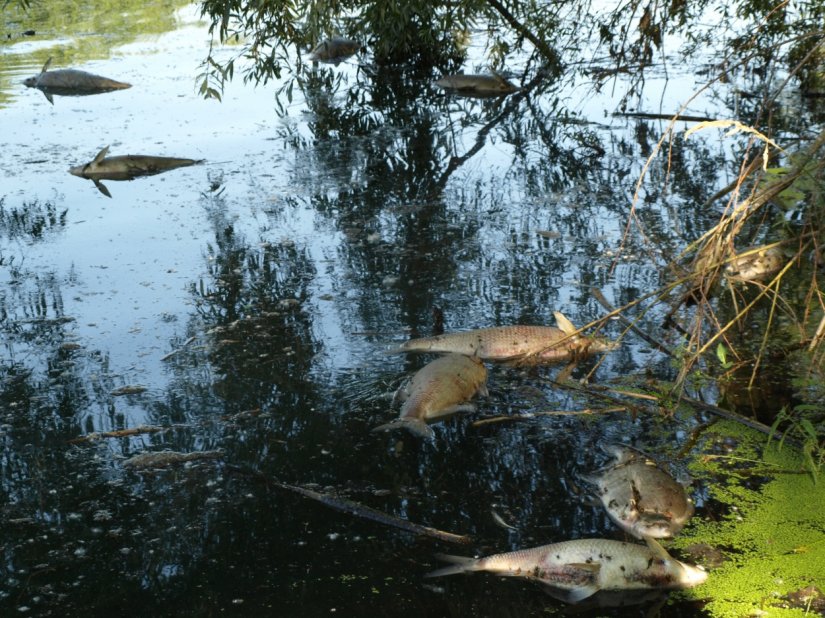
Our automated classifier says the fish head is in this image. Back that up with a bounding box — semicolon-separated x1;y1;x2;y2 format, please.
630;513;679;539
68;163;87;178
674;560;708;587
23;76;38;88
643;537;708;589
584;335;618;354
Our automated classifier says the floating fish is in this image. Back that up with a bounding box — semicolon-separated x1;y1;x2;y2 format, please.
425;536;707;603
68;146;204;197
724;244;789;283
123;450;223;469
434;73;519;97
582;445;694;539
373;353;488;439
308;37;360;65
393;312;614;365
23;58;131;104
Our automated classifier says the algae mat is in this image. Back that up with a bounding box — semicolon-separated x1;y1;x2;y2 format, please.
671;419;825;617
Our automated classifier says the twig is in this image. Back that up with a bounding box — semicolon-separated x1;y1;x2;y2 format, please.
591;287;675;357
225;465;473;545
471;407;626;427
612;111;715;122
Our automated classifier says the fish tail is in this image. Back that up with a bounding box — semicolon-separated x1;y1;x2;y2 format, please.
424;554;480;578
372;418;435;439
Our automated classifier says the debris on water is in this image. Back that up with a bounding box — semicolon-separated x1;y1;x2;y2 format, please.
781;585;825;613
681;542;727;568
110;385;147;396
491;509;518;530
70;424;166;443
122;450;223;469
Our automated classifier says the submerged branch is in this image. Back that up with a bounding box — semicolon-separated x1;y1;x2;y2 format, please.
226;465;473;545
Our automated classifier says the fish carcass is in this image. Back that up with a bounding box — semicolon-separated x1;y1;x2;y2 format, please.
425;536;707;603
582;445;694;539
373;353;488;439
394;312;614;365
68;146;204;197
434;73;518;97
24;58;131;104
308;37;360;65
724;243;790;284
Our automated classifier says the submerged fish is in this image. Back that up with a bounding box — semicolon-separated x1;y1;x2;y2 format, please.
394;312;614;365
24;58;131;104
434;73;518;97
582;445;694;539
373;353;488;439
308;37;360;65
68;146;204;198
724;244;789;283
425;536;707;603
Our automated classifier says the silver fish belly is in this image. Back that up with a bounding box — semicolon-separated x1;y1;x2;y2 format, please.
584;445;694;538
373;353;488;438
426;537;707;602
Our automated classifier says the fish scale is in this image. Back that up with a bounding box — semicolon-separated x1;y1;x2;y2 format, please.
397;323;612;364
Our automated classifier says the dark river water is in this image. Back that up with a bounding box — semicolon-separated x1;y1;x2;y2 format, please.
2;2;824;617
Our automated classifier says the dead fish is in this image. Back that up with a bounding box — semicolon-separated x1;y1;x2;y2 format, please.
373;353;488;439
122;450;223;469
582;445;694;539
724;243;789;283
393;312;614;365
68;146;205;197
23;57;131;104
425;536;707;603
434;73;518;97
308;37;360;65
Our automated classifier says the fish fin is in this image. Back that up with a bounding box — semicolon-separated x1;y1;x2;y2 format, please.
565;583;601;603
477;383;489;398
491;509;518;530
43;91;54;105
93;180;112;198
41;57;52;73
424;554;477;578
92;146;110;164
431;403;475;418
372;418;435;439
553;311;578;336
643;535;673;561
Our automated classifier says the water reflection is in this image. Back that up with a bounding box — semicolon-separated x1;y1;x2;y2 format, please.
1;0;806;616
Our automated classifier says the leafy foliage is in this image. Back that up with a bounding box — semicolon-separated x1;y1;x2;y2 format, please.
195;0;564;99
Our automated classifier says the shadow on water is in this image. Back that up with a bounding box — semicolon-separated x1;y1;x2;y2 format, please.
4;0;823;616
